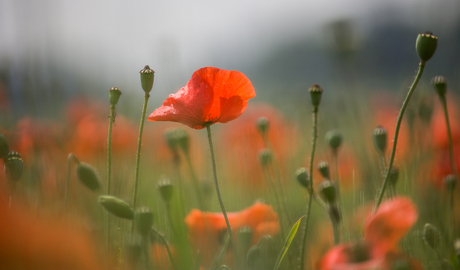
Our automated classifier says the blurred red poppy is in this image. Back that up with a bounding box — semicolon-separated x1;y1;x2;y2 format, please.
185;202;279;267
148;67;255;129
318;197;420;270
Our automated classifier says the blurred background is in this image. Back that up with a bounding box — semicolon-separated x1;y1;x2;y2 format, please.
0;0;459;119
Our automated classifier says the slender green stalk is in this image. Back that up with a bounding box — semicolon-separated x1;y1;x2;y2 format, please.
375;62;425;211
152;228;178;270
205;125;239;264
107;104;115;249
184;152;205;210
131;92;150;237
299;108;318;270
331;213;340;245
332;150;344;242
65;153;79;210
440;97;459;178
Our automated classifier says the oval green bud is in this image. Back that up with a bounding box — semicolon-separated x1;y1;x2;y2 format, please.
432;76;447;98
319;180;337;204
318;161;330;179
258;149;272;166
296;167;309;188
423;223;442;250
416;32;438;63
109;87;122;106
139;65;154;93
309;84;323;109
325;129;343;150
328;204;341;223
164;129;179;152
0;133;9;159
256;117;270;135
372;126;387;154
135;207;154;236
388;167;399;186
174;128;190;154
444;174;457;191
76;162;101;192
157;176;174;203
4;151;23;182
99;195;134;219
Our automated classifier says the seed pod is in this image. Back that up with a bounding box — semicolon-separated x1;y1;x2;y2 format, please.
295;167;309;189
174;128;190;154
0;133;9;160
308;84;323;109
157;176;174;203
444;174;457;191
76;162;102;192
388;167;399;186
139;65;155;93
258;149;272;166
372;126;387;154
99;195;134;219
432;76;447;98
423;223;442;251
319;180;337;204
256;117;270;135
109;87;122;106
4;151;23;182
135;207;154;236
318;161;330;179
415;32;438;63
325;129;343;150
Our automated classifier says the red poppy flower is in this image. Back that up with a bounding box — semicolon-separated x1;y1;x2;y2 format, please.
318;197;420;270
184;202;279;267
148;67;256;129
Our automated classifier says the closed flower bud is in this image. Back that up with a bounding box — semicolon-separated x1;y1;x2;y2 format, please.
0;133;9;159
444;174;457;191
423;223;442;251
318;161;330;179
164;129;179;152
237;227;253;259
319;180;337;204
99;195;134;219
432;76;447;98
76;162;101;192
139;65;155;93
108;87;122;106
174;128;190;154
258;149;272;166
325;129;343;150
416;32;438;63
388;167;399;186
309;84;323;109
4;151;23;183
157;176;174;203
372;126;387;154
256;117;270;135
295;167;309;189
135;207;154;236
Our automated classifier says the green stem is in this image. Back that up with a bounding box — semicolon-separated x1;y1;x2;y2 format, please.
299;108;318;270
65;153;79;210
131;92;150;237
152;228;178;270
184;152;205;210
440;97;459;178
331;211;340;245
375;62;425;211
107;105;115;249
332;150;343;243
205;125;239;264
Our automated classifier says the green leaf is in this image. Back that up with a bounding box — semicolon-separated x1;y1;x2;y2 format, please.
273;216;304;270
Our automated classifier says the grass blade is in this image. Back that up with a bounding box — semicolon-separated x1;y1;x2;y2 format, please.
273;216;304;270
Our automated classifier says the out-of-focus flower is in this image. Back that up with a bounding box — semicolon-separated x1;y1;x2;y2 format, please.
185;202;279;267
0;194;105;270
318;197;420;270
148;67;255;129
219;103;299;189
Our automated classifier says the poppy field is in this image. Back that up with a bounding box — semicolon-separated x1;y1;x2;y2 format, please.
0;32;459;270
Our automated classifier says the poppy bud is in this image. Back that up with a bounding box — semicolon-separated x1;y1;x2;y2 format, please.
164;129;179;152
135;207;154;236
319;180;337;204
415;32;438;63
388;167;399;186
256;117;270;135
0;133;9;160
372;126;387;154
157;176;174;203
308;84;323;109
174;128;190;154
295;167;309;189
325;129;343;150
318;161;330;179
423;223;441;251
99;195;134;219
444;174;457;191
139;65;155;93
76;162;102;192
258;149;272;166
4;151;23;183
237;227;253;260
432;76;447;98
418;97;434;124
109;87;122;106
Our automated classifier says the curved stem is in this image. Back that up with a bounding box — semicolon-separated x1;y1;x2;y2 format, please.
205;125;239;263
299;108;318;270
107;105;115;249
131;92;150;237
152;228;178;270
375;62;425;211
